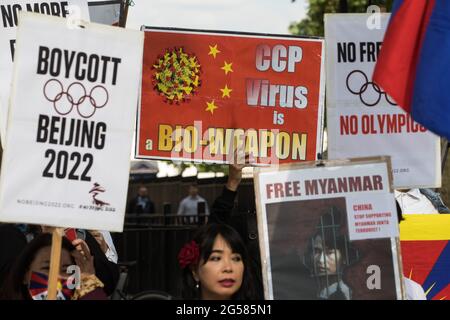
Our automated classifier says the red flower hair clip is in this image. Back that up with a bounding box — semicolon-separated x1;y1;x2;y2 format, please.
178;240;200;269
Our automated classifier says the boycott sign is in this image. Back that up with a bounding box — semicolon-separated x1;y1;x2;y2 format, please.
325;14;441;189
0;12;144;232
0;0;90;145
136;27;325;164
254;157;403;299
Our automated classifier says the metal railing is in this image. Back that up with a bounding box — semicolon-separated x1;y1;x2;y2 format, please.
124;213;209;227
112;224;199;297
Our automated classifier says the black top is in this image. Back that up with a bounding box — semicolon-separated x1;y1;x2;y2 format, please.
127;196;155;214
209;187;264;299
0;224;27;288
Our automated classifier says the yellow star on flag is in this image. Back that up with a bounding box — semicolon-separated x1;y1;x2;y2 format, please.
208;44;221;59
205;100;218;114
221;61;233;75
220;85;232;98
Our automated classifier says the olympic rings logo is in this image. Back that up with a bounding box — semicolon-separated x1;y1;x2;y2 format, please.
43;79;109;119
346;70;396;107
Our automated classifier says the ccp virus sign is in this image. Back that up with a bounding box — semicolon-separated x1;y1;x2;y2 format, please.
137;27;325;164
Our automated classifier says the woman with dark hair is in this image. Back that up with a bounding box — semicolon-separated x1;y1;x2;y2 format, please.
178;223;257;300
0;224;119;296
0;233;106;300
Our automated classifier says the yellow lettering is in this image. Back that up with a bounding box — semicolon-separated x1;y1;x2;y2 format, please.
184;126;198;153
245;129;259;156
259;130;275;157
209;128;225;155
233;129;245;152
276;131;290;159
173;125;183;152
158;125;173;151
291;133;307;160
225;129;233;154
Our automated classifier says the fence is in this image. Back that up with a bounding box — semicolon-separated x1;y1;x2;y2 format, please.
112;224;196;297
112;176;257;296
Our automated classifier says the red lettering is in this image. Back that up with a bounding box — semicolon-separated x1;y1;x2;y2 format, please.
340;115;358;135
274;183;284;198
284;182;293;197
266;184;274;199
293;181;301;196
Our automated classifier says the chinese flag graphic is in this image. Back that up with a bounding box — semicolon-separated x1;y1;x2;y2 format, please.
137;28;324;164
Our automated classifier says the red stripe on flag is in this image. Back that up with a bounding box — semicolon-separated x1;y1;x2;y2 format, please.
401;240;447;285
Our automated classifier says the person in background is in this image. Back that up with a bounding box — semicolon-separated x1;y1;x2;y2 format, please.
90;230;118;264
127;186;155;214
56;227;120;295
177;183;210;223
0;224;119;296
395;188;450;214
0;233;106;300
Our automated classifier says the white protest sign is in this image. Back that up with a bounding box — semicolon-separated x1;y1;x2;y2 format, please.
0;0;90;145
254;157;402;300
325;14;441;189
0;12;144;232
88;0;121;26
257;159;399;241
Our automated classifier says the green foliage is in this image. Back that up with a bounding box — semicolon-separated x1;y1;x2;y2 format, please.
289;0;394;37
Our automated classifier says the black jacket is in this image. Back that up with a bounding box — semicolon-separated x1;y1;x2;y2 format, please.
84;231;119;296
127;196;155;214
0;224;27;289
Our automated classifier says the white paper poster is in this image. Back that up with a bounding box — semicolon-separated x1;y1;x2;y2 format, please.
88;0;121;26
0;0;90;145
254;158;403;300
0;12;144;232
325;14;441;189
257;160;399;241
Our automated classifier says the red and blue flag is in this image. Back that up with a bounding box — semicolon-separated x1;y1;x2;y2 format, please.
28;271;74;300
373;0;450;139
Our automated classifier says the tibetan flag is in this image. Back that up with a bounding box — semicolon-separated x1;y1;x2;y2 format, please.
136;27;325;164
373;0;450;139
400;214;450;300
28;271;74;300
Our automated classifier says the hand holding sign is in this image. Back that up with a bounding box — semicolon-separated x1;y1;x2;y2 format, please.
71;239;95;275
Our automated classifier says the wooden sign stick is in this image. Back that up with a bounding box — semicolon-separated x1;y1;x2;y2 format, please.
47;228;63;300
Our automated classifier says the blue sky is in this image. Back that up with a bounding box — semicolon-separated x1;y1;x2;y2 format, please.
126;0;307;34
